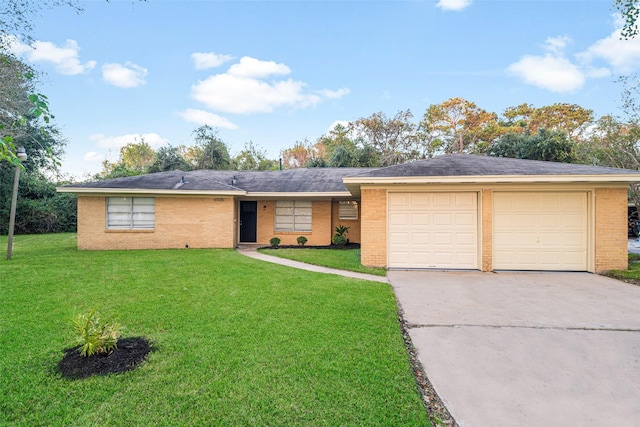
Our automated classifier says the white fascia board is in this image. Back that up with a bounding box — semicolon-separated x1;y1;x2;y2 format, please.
342;174;640;185
56;187;246;196
245;191;352;198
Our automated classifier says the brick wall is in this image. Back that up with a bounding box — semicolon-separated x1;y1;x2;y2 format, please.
331;200;361;244
77;196;235;250
481;189;493;272
594;187;628;272
360;188;387;267
256;200;332;246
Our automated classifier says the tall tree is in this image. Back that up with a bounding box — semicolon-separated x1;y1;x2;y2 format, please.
191;125;231;170
350;110;416;166
233;141;278;170
487;129;575;163
147;145;193;173
420;98;498;154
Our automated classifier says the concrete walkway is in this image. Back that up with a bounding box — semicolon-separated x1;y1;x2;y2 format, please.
389;271;640;427
235;247;389;283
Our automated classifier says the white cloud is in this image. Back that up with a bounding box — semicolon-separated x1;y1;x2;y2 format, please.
89;133;168;149
178;108;239;129
436;0;472;11
544;35;571;55
577;27;640;74
507;54;585;93
317;88;351;99
102;62;148;88
7;37;96;75
190;56;349;115
191;52;234;70
227;56;291;78
83;151;105;163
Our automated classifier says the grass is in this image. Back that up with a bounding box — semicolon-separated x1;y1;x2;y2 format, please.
0;234;429;426
605;253;640;284
258;248;387;277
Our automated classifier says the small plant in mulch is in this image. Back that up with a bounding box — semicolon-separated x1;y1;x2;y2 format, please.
296;236;308;246
270;237;281;248
58;310;152;379
332;224;350;246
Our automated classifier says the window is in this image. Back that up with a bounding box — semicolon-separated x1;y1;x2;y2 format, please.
275;200;312;232
338;201;358;220
107;197;155;229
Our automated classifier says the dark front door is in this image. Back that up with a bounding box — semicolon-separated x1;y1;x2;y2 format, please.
240;201;257;242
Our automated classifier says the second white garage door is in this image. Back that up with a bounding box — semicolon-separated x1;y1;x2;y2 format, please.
493;192;588;271
388;192;478;269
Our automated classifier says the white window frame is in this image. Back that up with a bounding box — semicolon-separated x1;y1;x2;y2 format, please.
338;200;358;220
107;197;155;229
275;200;312;232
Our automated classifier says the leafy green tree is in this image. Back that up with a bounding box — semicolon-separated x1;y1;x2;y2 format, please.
232;141;278;170
147;145;193;173
191;125;231;170
615;0;640;39
350;110;417;166
487;129;575;163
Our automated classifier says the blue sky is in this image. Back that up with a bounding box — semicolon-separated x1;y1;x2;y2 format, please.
7;0;640;177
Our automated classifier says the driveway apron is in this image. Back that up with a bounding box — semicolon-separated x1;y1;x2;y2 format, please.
388;271;640;427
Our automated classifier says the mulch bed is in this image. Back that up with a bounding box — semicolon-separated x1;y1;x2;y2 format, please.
264;243;361;250
58;337;152;379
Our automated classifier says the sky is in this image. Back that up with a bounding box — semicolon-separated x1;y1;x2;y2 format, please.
6;0;640;178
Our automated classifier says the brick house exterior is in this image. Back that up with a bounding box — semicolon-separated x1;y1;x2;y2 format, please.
59;155;640;273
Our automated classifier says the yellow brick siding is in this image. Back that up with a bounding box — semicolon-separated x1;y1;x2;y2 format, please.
331;201;361;244
481;189;492;272
360;188;387;267
256;200;332;246
594;187;628;272
77;196;235;250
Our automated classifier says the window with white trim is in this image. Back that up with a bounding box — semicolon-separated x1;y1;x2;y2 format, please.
338;201;358;220
275;200;312;232
107;197;155;229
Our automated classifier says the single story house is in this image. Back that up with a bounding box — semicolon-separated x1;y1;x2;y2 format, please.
58;154;640;273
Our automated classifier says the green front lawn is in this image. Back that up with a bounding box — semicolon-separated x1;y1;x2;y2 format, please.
606;254;640;284
0;234;429;426
258;248;387;277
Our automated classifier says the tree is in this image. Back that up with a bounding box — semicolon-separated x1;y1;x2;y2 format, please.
191;125;231;170
280;139;317;168
232;141;278;170
147;145;193;173
420;98;499;154
487;129;575;163
615;0;640;39
350;110;417;166
119;139;156;172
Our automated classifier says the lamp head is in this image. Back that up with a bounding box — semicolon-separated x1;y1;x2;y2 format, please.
16;147;27;161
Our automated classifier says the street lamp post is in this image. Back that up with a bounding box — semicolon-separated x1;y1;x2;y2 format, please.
7;147;28;260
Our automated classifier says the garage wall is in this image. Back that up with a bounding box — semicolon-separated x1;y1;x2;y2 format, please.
77;196;235;250
595;187;628;272
360;188;387;267
481;189;493;272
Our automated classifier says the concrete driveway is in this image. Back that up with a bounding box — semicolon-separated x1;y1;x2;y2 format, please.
388;271;640;427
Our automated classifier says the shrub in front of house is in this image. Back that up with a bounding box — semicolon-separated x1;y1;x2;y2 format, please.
332;224;350;246
297;236;308;246
270;237;281;248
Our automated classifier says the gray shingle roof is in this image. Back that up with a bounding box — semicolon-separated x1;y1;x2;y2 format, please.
347;154;640;178
60;155;640;195
63;168;371;193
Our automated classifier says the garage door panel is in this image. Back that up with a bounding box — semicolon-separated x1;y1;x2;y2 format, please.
388;192;478;269
493;192;587;271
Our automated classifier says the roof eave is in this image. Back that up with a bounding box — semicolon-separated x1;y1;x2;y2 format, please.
56;187;247;196
342;174;640;185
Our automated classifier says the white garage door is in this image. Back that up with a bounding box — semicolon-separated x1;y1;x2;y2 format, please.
493;192;588;271
388;192;478;269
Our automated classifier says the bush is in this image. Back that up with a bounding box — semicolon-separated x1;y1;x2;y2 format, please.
73;310;120;357
297;236;307;246
269;237;281;248
332;234;347;246
332;224;350;246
